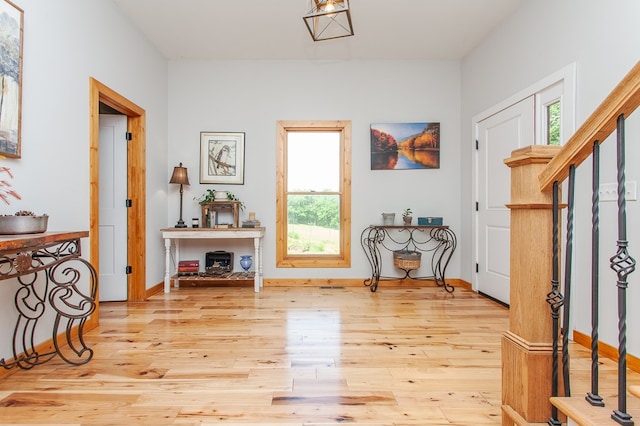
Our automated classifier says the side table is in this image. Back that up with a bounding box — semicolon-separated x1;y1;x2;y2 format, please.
360;225;457;292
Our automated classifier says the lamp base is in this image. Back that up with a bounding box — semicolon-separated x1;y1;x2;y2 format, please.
175;219;187;228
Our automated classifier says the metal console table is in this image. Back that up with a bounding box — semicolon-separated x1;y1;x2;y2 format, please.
361;225;457;292
0;231;97;369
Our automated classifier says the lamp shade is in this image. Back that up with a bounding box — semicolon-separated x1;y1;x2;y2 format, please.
170;162;190;185
303;0;354;42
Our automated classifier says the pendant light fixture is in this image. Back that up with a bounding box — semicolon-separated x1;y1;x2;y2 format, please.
303;0;354;42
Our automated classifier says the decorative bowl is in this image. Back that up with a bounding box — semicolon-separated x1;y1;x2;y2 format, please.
214;191;228;201
0;215;48;235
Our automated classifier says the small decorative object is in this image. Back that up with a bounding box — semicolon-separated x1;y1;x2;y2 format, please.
205;251;232;275
418;216;443;226
0;211;48;235
191;218;199;228
402;208;413;225
239;255;253;275
382;212;395;226
214;190;228;201
200;131;245;184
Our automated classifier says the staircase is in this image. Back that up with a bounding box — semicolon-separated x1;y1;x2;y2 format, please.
502;61;640;425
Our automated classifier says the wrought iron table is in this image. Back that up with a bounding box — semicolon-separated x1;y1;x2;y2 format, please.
361;225;457;292
0;231;97;369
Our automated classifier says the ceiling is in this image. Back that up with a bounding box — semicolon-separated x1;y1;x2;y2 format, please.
111;0;523;61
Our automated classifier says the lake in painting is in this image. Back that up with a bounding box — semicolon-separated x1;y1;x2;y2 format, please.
370;122;440;170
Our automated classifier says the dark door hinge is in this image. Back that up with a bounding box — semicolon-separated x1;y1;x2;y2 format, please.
125;265;132;274
125;199;132;208
475;201;479;211
126;132;132;141
475;139;479;150
476;263;479;273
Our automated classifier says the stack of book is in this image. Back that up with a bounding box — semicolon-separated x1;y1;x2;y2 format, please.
241;220;261;228
177;260;199;276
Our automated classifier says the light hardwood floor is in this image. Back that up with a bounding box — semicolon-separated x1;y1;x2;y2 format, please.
0;284;635;425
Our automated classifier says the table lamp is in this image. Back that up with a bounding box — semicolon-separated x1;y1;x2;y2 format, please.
169;162;190;228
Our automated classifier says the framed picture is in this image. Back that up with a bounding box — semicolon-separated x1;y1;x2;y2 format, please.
370;122;440;170
0;1;23;158
199;132;245;184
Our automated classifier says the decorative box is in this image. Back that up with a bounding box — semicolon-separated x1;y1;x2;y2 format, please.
418;217;443;226
205;251;233;274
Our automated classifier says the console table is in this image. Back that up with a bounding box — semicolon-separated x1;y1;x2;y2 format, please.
0;231;97;369
161;227;265;293
361;225;457;292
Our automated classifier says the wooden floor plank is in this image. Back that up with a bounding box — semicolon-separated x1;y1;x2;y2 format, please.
0;285;634;425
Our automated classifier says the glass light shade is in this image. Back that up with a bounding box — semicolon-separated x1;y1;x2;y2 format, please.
303;0;353;42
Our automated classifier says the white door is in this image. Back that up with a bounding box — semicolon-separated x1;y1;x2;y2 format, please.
99;114;128;302
476;96;535;305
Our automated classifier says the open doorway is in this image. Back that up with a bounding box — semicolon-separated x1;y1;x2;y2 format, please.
87;78;147;330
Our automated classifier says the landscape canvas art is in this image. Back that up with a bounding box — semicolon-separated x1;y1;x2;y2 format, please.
370;122;440;170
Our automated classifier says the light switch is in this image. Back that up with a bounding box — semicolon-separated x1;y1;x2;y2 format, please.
599;181;636;202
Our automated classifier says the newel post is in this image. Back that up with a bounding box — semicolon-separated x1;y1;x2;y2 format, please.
501;145;563;424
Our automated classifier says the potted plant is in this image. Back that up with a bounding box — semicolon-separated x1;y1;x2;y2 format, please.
195;189;245;228
402;208;413;225
195;189;244;210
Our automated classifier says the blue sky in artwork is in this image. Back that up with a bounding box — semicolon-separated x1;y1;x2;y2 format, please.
371;123;428;141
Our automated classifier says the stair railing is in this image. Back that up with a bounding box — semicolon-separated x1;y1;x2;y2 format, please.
538;62;640;426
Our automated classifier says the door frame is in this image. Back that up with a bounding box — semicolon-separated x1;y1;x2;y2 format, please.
471;63;576;291
88;78;147;329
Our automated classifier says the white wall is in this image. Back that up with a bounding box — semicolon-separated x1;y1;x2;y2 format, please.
0;0;168;361
461;0;640;353
167;60;462;279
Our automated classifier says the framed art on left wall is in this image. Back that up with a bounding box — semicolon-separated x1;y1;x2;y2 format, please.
0;0;23;158
200;132;245;184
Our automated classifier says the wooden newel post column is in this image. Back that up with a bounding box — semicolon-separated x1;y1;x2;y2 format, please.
501;145;562;424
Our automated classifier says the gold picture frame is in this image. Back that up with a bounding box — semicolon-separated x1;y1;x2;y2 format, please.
0;0;23;158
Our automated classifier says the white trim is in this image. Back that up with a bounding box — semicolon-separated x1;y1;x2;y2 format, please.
470;62;577;292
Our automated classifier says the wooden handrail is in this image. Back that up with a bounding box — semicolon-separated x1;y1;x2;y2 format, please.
538;61;640;191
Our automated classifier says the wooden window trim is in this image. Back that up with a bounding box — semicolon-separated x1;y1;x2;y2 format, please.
276;120;351;268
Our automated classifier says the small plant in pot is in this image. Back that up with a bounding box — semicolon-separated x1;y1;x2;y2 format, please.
0;167;48;235
195;189;245;210
402;208;413;225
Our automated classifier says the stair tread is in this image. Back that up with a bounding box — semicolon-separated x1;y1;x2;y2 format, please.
551;396;640;426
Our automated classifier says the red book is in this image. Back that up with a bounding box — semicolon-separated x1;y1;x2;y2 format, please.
178;260;199;267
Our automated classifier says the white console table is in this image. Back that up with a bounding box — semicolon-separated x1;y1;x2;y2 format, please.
161;227;265;293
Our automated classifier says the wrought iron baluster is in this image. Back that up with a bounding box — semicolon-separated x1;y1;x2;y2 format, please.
562;164;576;397
547;180;563;426
610;114;635;426
587;140;604;406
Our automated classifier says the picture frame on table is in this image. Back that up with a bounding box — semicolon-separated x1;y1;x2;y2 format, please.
200;132;245;184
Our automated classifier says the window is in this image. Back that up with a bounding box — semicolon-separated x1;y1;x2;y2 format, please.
536;80;564;146
276;120;351;268
546;100;561;146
